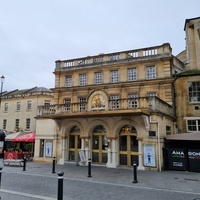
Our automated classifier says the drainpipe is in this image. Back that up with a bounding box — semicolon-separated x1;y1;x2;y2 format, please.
150;116;161;172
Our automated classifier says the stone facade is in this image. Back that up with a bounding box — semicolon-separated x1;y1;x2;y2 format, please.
35;43;184;170
174;17;200;133
0;87;54;133
184;17;200;70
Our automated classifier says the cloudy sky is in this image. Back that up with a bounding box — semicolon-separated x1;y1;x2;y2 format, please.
0;0;199;91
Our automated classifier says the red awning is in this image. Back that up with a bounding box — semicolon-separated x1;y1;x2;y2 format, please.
12;132;36;142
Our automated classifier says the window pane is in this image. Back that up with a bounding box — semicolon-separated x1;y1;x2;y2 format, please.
79;97;86;112
4;103;8;112
27;101;31;110
79;74;86;86
188;82;200;102
130;136;138;151
188;120;197;131
44;100;50;106
17;102;21;111
69;151;75;161
147;92;157;97
15;119;20;129
146;66;156;79
110;95;119;109
111;70;119;83
128;68;137;81
3;119;7;129
26;118;30;129
69;135;75;148
66;75;72;87
94;72;103;84
102;136;108;150
64;98;71;112
120;136;127;151
92;135;99;149
128;94;138;108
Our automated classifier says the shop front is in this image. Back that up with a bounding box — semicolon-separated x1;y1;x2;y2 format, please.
163;132;200;172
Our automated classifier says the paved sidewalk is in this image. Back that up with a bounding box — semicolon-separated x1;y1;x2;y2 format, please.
0;160;200;199
1;161;200;192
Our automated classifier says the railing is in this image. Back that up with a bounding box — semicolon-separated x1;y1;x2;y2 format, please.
56;43;172;70
37;97;174;118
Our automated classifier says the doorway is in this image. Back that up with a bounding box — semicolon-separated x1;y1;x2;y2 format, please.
92;125;108;164
68;126;81;161
119;125;138;166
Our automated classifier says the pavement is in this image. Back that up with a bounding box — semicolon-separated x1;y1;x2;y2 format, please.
0;160;200;199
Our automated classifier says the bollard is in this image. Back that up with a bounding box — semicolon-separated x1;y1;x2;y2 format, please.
87;158;92;178
0;167;2;187
22;156;27;171
52;157;56;174
132;161;138;183
0;167;2;200
57;171;64;200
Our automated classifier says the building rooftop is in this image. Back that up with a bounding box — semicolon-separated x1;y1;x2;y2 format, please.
2;87;53;98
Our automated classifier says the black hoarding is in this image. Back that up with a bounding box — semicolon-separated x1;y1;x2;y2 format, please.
188;149;200;172
168;148;187;171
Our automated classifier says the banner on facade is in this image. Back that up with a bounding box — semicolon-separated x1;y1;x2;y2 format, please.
45;140;53;157
188;149;200;172
167;148;187;170
144;144;156;167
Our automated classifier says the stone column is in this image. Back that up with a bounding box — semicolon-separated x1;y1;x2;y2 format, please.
137;138;145;170
109;139;118;168
81;138;85;150
85;139;89;166
106;139;112;167
78;138;86;166
59;136;67;165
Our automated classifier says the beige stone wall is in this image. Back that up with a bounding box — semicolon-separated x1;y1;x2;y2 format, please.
185;18;200;70
0;95;54;132
176;50;186;63
175;75;200;133
34;118;56;162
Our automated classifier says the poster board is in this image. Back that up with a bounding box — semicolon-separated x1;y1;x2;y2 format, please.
45;140;53;157
144;144;156;167
167;148;187;170
76;150;86;166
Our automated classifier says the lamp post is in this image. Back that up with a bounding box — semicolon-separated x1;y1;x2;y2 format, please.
0;75;5;107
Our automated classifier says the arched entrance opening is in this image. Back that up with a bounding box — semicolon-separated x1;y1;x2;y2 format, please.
92;125;108;164
119;125;138;166
68;126;81;161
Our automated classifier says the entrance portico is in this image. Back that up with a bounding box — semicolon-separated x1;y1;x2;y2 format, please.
58;117;146;169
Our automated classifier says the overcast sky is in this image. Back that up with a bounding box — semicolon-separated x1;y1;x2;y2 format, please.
0;0;199;92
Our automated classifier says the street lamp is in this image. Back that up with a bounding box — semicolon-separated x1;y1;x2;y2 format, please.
0;75;5;107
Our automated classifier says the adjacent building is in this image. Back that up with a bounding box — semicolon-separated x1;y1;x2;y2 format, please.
0;87;54;133
174;17;200;133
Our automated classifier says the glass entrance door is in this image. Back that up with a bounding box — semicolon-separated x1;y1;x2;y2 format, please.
68;126;81;161
119;126;138;166
92;125;108;164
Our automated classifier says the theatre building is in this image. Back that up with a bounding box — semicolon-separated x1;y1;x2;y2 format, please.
35;43;184;170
